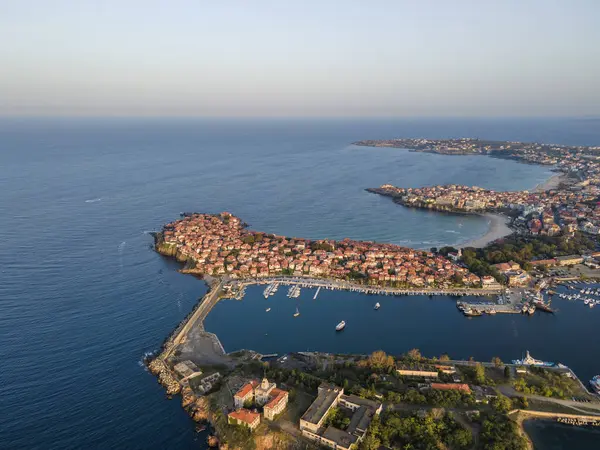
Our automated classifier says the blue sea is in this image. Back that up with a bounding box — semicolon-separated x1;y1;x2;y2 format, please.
1;117;599;449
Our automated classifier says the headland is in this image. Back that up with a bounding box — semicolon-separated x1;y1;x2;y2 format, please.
364;137;600;247
353;137;599;166
155;212;485;289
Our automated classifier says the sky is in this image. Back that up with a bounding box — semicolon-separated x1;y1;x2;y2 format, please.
1;0;599;117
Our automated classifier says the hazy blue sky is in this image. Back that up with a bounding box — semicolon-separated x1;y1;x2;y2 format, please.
1;0;599;117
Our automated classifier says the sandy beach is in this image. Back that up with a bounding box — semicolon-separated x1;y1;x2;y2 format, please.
459;213;513;248
534;172;567;192
459;172;566;248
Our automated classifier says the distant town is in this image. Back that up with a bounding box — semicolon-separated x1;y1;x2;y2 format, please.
362;138;600;234
353;137;600;166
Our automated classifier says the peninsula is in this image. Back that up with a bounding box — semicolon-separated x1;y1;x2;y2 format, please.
155;212;485;289
364;137;600;239
353;137;600;166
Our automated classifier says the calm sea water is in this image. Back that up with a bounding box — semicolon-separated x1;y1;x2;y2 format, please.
1;117;599;449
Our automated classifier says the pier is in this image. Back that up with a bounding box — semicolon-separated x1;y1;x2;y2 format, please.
313;286;321;300
227;276;502;299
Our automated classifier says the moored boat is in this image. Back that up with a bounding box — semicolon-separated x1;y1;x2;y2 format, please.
534;300;555;313
590;375;600;394
463;307;482;317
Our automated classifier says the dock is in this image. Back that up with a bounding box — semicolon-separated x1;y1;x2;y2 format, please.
228;276;502;299
313;286;321;300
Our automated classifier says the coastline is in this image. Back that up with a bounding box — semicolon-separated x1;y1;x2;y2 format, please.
534;172;567;192
458;171;567;249
459;213;513;248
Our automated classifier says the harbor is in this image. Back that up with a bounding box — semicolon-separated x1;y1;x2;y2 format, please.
226;276;502;300
205;281;600;385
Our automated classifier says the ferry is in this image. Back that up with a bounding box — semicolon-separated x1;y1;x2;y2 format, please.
463;307;483;317
336;320;346;331
374;302;381;310
590;375;600;394
293;307;300;317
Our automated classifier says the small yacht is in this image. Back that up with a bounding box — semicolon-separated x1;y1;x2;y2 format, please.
374;302;381;310
336;320;346;331
266;308;271;312
293;307;300;317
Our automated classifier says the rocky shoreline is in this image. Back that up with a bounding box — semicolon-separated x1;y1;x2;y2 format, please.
145;324;222;447
147;233;222;447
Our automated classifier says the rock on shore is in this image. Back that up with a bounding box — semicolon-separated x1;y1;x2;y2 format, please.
148;358;181;395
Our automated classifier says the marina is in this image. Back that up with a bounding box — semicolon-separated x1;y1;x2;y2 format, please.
205;282;600;388
227;276;502;300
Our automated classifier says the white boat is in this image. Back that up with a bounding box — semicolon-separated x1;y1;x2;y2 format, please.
590;375;600;394
293;307;300;317
336;320;346;331
374;302;381;310
266;308;271;312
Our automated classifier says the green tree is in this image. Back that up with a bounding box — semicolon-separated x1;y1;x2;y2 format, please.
492;394;512;413
406;348;422;361
474;363;486;384
492;356;503;367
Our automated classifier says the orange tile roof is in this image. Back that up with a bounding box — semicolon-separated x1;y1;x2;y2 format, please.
265;388;288;410
431;383;471;394
234;380;258;399
228;408;260;425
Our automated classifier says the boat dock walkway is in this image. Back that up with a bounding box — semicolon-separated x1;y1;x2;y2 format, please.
313;286;321;300
458;301;520;314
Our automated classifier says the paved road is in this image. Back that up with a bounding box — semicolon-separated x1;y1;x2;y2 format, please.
498;385;600;415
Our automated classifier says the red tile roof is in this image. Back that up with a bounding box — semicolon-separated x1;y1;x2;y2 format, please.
234;380;258;399
264;388;288;410
228;408;260;425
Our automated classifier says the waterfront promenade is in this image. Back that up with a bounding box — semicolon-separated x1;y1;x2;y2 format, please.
232;276;502;297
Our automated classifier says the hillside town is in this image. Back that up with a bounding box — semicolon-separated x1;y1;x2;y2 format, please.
157;212;483;288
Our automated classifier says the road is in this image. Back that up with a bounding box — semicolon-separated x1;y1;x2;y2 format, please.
162;280;224;360
498;385;600;415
